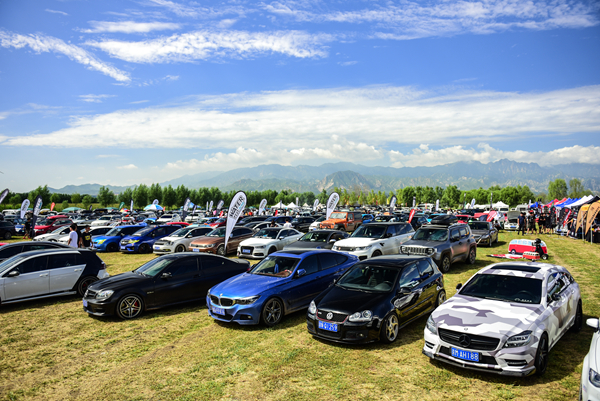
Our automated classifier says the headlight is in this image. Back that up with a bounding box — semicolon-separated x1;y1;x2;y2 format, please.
504;330;532;348
207;243;215;248
332;246;339;250
163;241;172;246
355;245;372;251
130;239;139;243
426;248;435;255
255;245;266;249
426;315;437;334
96;290;114;300
96;239;106;244
481;234;489;239
590;368;600;388
308;300;317;314
349;310;372;322
235;296;260;305
400;245;408;254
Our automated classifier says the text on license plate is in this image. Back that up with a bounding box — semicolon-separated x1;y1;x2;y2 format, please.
451;347;480;362
83;299;88;308
242;249;251;254
192;248;199;252
318;320;338;332
212;306;225;315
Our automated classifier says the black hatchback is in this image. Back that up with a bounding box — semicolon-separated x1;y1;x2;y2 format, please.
83;253;251;319
307;255;445;344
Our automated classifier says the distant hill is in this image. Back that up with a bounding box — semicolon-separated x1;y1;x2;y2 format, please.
49;183;135;196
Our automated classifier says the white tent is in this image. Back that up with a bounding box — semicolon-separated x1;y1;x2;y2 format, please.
493;201;509;209
271;201;285;209
286;202;298;209
565;195;594;209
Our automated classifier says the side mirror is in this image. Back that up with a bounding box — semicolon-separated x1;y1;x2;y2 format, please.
398;287;411;295
385;233;392;238
296;269;306;278
161;272;172;279
587;318;599;330
551;293;561;302
329;239;336;243
7;270;20;278
456;283;462;291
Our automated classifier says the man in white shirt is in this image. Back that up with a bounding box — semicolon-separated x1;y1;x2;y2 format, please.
67;224;79;248
283;218;293;228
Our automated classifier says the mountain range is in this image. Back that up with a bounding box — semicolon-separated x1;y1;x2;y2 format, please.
47;160;600;195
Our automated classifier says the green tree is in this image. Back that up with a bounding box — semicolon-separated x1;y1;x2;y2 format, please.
149;183;163;204
118;188;133;205
61;200;69;210
568;178;586;198
517;185;535;205
402;187;416;207
71;193;81;204
97;186;116;207
162;185;176;209
441;185;461;208
10;194;22;208
500;186;520;207
175;185;190;207
82;195;93;209
50;193;61;204
548;179;568;200
28;185;51;206
133;184;149;208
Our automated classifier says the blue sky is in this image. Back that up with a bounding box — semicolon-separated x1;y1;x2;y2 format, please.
1;0;599;192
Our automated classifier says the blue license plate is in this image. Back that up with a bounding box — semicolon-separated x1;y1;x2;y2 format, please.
154;246;160;249
192;248;199;252
242;249;251;254
212;306;225;315
451;347;480;362
83;299;88;308
318;320;338;332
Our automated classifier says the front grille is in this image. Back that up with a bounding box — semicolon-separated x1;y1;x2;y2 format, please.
439;346;498;366
209;295;234;307
336;247;354;252
240;246;254;254
209;295;220;305
403;246;433;255
85;289;97;299
220;298;234;307
317;310;348;323
438;328;500;351
154;241;165;246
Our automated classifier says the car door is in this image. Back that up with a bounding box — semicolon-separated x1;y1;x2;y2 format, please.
381;225;399;255
398;224;414;244
546;272;576;346
393;262;427;324
3;256;50;301
151;257;201;307
416;259;438;312
284;254;322;311
228;228;252;254
199;255;242;294
449;228;464;262
48;252;86;292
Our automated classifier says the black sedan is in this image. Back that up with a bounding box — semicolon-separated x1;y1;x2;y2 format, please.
282;230;348;251
0;221;17;240
290;217;316;232
0;241;71;263
307;255;445;344
83;253;250;319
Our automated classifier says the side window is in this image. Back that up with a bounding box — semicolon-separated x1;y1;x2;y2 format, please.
168;258;198;276
417;259;434;277
318;253;341;270
154;228;167;236
200;256;227;277
191;229;205;237
334;254;348;265
398;263;421;289
547;272;566;301
18;256;48;274
48;253;78;269
299;255;319;275
450;229;460;241
386;225;397;237
459;227;468;238
0;245;23;259
231;228;242;237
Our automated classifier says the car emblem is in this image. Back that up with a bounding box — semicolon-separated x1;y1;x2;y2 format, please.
459;334;471;347
327;312;333;320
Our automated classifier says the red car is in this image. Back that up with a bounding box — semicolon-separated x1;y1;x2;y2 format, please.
207;218;227;228
34;215;73;236
165;222;190;227
455;214;472;224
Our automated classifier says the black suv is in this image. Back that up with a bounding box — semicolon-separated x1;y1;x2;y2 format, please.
400;223;477;273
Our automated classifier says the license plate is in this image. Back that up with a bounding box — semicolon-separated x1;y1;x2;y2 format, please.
192;248;199;252
212;306;225;315
242;249;251;254
154;246;160;249
318;320;338;332
451;347;480;362
83;299;88;308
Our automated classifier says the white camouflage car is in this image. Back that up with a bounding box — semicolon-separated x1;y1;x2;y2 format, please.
423;261;582;376
581;317;600;400
237;227;303;259
331;222;413;260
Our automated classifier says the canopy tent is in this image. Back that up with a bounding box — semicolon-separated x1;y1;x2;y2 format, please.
530;201;541;208
62;207;82;212
565;195;595;209
144;204;164;211
585;201;600;235
492;201;509;209
576;204;590;232
286;202;298;209
271;201;285;209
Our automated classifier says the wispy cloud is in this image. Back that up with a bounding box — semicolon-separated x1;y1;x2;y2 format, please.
79;94;116;103
338;61;357;66
45;9;69;16
0;30;130;82
130;100;150;104
86;29;334;63
117;164;138;169
145;0;248;19
81;21;181;34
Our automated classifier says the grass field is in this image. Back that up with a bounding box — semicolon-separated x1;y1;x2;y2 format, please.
1;232;598;401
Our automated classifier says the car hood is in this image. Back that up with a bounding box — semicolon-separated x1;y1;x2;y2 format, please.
191;236;223;245
334;237;382;247
470;229;490;236
210;272;289;298
89;271;146;291
315;285;391;316
239;238;279;247
404;239;444;248
93;235;119;242
432;294;544;339
283;241;328;250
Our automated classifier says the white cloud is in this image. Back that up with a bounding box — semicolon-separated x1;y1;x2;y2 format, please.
117;164;138;169
130;100;149;104
86;29;333;63
79;94;116;103
338;61;357;66
45;9;69;16
0;30;130;82
81;21;181;34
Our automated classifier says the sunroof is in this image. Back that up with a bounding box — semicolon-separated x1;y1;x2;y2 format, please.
489;264;541;273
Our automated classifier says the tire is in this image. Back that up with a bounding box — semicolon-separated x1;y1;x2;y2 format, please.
268;247;277;255
217;245;225;256
116;294;144;320
570;301;583;333
138;243;150;254
371;250;382;258
435;290;446;307
380;313;399;344
440;255;451;274
541;254;548;260
337;225;346;232
261;298;284;327
107;242;119;252
510;249;516;255
76;276;98;296
534;333;549;375
3;231;11;240
467;247;476;264
175;244;185;253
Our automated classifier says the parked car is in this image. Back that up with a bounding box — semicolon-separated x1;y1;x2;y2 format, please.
307;255;445;344
92;225;146;252
468;220;499;247
207;250;359;326
401;223;477;273
90;215;120;227
156;214;182;224
11;217;27;235
264;216;293;226
319;211;362;232
33;215;72;236
245;221;281;231
119;225;182;254
423;262;582;376
0;248;109;304
580;317;600;400
505;211;521;231
33;225;73;242
0;221;17;240
237;227;303;259
283;230;349;251
83;253;250;319
189;226;255;256
238;216;268;225
0;241;71;263
153;226;213;254
290;217;316;232
184;212;204;223
57;226;113;245
332;222;415;261
308;215;327;231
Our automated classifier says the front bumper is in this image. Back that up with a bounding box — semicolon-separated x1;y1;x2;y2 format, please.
332;247;374;261
120;242;139;252
82;297;117;317
206;295;261;325
422;329;536;377
237;247;267;259
153;243;175;254
190;246;216;254
306;313;379;343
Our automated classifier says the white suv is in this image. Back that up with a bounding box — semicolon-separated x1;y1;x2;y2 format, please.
332;222;414;260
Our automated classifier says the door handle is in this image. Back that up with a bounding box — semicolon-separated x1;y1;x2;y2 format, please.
74;268;82;272
39;273;49;277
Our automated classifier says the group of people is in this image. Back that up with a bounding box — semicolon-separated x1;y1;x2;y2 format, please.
517;209;557;235
67;224;93;248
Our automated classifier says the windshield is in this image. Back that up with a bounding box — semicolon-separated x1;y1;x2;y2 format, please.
134;227;154;236
170;227;193;237
337;264;399;293
253;229;280;239
460;274;542;304
161;215;173;219
351;225;385;238
51;226;68;234
300;231;330;242
250;255;300;278
37;218;52;226
329;212;346;219
0;255;28;275
413;228;448;241
315;216;326;222
135;257;173;277
207;227;226;237
469;222;489;230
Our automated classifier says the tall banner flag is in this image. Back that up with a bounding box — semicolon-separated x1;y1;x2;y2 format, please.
312;199;319;212
152;199;159;205
182;197;191;221
462;193;466;209
224;192;246;251
31;196;43;237
20;199;30;219
216;199;224;211
435;199;439;211
50;202;55;212
192;204;197;214
130;199;134;212
118;202;125;211
389;196;397;214
259;199;267;214
209;200;214;212
89;205;93;211
490;192;493;211
408;209;416;223
326;192;340;220
470;198;476;209
412;196;416;208
528;199;532;208
0;188;8;205
296;197;299;208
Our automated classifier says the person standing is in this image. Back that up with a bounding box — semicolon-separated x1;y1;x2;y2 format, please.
538;212;546;235
527;211;536;235
67;224;79;248
81;226;93;249
517;212;526;236
24;217;31;239
283;218;292;228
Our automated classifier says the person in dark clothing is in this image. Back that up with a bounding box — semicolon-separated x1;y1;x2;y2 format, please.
538;213;546;234
24;218;31;239
527;211;536;235
518;212;526;236
81;226;92;248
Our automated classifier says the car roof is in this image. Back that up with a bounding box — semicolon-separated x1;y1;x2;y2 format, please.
9;247;86;259
478;261;565;280
355;254;432;267
363;222;410;226
1;241;71;249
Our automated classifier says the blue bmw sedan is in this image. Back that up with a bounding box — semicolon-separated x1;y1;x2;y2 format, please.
207;250;359;326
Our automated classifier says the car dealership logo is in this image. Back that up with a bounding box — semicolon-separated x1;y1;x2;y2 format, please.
327;312;333;320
